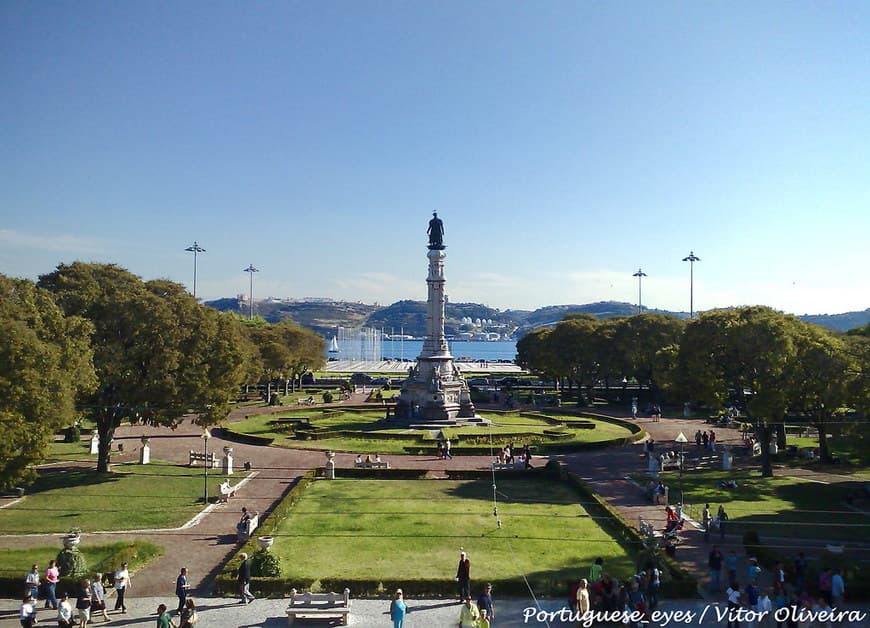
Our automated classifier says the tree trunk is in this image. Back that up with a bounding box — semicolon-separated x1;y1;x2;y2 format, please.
817;419;831;463
757;424;774;477
96;416;116;474
775;423;787;449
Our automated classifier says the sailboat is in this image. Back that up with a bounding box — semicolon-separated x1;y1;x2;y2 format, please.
328;335;339;360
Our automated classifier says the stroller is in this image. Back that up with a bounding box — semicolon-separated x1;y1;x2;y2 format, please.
662;518;685;541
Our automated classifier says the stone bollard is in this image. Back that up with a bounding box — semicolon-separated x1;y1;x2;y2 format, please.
90;434;100;455
139;436;151;464
325;451;336;480
223;447;234;475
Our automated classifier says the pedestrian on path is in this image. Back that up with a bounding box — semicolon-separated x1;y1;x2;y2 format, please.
718;505;728;540
445;438;453;460
76;579;91;628
237;553;255;604
44;560;59;609
389;589;407;628
19;595;37;628
156;603;177;628
57;592;73;628
179;598;198;628
90;574;110;622
114;562;131;613
703;504;711;542
175;567;190;613
458;596;480;628
24;565;40;602
477;583;494;624
708;546;723;592
456;550;471;601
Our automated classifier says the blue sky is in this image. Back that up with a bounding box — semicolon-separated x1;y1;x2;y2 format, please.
2;2;868;315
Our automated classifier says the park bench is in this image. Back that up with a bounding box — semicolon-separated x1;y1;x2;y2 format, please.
237;511;259;542
286;588;351;626
298;396;316;406
189;450;218;468
354;461;390;469
491;461;526;471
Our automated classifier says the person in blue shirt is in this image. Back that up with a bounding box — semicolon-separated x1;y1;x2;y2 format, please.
389;589;407;628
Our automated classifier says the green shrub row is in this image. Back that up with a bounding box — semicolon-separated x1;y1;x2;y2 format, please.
217;427;275;446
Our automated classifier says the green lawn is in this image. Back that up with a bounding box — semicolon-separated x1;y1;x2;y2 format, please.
668;469;869;542
0;541;162;583
227;410;634;453
268;478;635;584
0;462;229;534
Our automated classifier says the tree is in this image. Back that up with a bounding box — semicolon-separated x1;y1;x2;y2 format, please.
678;306;802;477
787;324;855;462
548;315;601;404
244;319;326;394
0;275;96;489
516;327;559;387
39;263;247;473
611;314;685;401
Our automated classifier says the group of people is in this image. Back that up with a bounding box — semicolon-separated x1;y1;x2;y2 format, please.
354;453;385;464
711;548;848;628
495;443;532;468
694;428;717;451
570;558;662;625
436;439;453;459
18;562;130;628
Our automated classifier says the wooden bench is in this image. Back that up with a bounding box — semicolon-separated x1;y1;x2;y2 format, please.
660;456;683;471
354;461;390;469
189;450;218;468
287;588;351;625
237;512;259;542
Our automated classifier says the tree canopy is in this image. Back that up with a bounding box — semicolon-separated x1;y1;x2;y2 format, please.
0;275;96;488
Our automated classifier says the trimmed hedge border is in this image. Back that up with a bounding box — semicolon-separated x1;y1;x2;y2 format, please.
214;467;694;599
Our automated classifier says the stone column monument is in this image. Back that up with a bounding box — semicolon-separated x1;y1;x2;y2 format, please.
393;213;485;425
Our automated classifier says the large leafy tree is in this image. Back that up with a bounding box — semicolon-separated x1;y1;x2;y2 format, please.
548;315;601;404
244;319;326;392
0;276;97;488
787;325;855;462
678;306;802;477
516;327;559;386
611;314;685;400
39;263;246;472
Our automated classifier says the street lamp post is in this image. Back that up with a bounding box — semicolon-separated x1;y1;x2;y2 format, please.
184;241;206;298
632;268;647;315
201;428;212;503
243;264;259;320
681;251;701;318
675;431;688;507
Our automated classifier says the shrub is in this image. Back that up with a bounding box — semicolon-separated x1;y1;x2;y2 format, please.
251;548;281;577
64;425;81;443
322;391;334;403
56;548;88;578
544;459;564;480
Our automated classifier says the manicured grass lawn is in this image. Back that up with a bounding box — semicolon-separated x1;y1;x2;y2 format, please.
0;541;162;583
666;469;869;542
228;410;634;454
269;478;635;584
0;462;229;534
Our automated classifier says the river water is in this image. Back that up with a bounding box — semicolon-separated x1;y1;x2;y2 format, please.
381;339;517;361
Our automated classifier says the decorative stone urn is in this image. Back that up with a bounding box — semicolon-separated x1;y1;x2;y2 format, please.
62;533;81;549
140;435;150;445
257;536;274;550
223;446;234;455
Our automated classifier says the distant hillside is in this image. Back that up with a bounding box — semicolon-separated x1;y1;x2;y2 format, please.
204;298;870;338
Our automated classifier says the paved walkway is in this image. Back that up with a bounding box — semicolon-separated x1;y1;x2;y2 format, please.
2;402;867;613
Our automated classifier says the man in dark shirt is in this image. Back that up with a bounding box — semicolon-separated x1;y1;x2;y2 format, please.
237;553;255;604
456;551;471;601
477;583;494;623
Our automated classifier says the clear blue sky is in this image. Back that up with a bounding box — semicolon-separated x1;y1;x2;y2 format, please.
2;2;868;315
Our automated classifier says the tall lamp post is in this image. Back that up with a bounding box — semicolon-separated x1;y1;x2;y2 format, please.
201;428;212;503
675;431;688;507
184;241;206;298
633;268;647;315
243;264;259;320
681;251;700;318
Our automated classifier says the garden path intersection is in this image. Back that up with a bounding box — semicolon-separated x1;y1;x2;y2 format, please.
1;402;867;626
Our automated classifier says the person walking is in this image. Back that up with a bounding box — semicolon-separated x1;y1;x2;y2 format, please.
718;505;728;540
237;553;255;604
75;579;91;628
455;550;471;601
19;595;37;628
458;596;480;628
444;438;453;460
703;504;712;542
709;546;723;592
24;565;40;602
90;574;110;622
477;583;494;624
156;603;177;628
179;598;198;628
44;560;60;610
175;567;190;613
831;568;845;607
114;562;131;613
57;592;74;628
577;578;590;619
389;589;407;628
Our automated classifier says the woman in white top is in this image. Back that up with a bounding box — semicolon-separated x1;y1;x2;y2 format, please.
57;592;74;628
